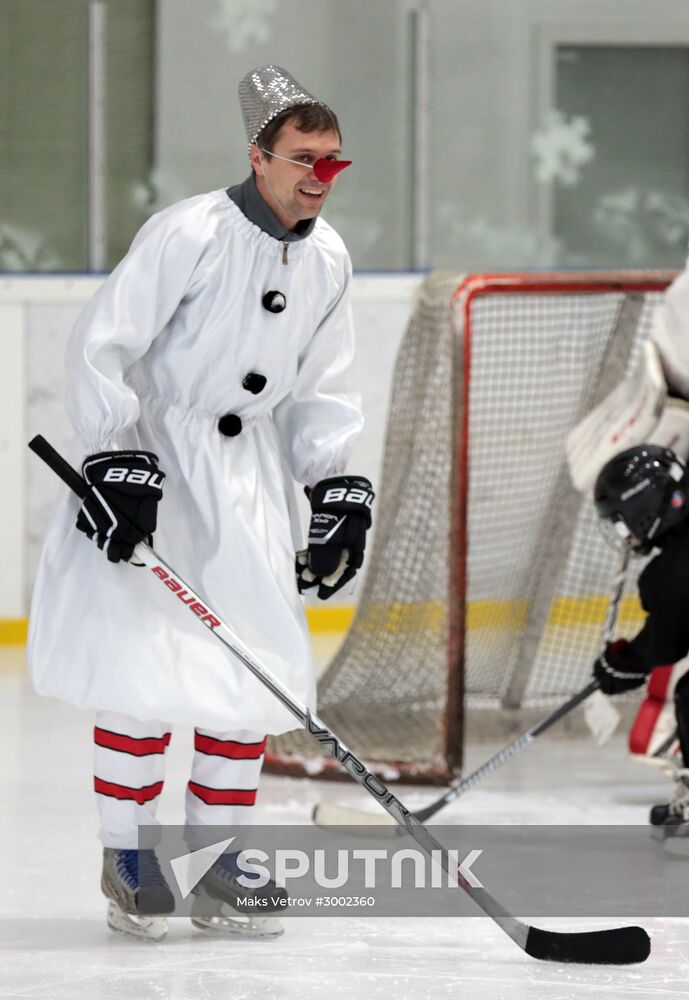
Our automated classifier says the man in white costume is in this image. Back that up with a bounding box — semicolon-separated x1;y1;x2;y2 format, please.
28;66;373;941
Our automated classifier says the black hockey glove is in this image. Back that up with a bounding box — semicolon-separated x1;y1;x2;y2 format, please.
593;639;648;696
76;450;165;563
296;475;374;600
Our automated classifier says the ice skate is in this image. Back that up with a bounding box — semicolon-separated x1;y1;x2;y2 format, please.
101;847;176;941
650;763;689;827
650;769;689;851
190;851;286;939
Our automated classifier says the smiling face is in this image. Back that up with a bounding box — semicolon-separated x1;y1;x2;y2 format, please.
250;117;343;229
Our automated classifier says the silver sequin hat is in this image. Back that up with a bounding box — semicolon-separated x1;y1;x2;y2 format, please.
239;65;327;147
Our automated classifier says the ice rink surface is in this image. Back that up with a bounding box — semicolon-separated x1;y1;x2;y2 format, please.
2;643;689;1000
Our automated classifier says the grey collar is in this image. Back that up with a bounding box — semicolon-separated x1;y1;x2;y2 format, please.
226;173;317;242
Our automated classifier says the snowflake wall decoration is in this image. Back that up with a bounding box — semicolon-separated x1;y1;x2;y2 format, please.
0;224;61;271
530;109;595;186
211;0;280;54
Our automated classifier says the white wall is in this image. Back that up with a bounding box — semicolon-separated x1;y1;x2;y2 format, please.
0;273;422;617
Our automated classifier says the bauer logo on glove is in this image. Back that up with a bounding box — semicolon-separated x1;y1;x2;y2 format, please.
296;475;374;600
321;485;374;508
76;450;166;564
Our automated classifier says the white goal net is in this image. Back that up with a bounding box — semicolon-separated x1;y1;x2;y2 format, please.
266;270;675;782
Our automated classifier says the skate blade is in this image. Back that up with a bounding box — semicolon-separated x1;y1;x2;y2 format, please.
106;901;168;942
191;908;283;939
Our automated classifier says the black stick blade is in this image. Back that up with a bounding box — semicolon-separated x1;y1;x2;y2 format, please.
525;925;650;965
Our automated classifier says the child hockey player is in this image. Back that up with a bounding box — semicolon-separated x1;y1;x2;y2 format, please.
592;443;689;837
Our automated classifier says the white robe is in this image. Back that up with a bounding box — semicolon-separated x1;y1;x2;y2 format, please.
28;190;363;734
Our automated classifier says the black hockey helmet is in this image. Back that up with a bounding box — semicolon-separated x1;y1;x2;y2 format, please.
593;444;688;554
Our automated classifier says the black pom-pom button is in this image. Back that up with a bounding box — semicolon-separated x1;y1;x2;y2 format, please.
218;413;243;437
242;372;267;394
262;290;286;313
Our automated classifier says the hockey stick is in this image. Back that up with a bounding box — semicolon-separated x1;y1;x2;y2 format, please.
29;435;650;965
315;549;631;829
652;728;679;759
314;680;598;828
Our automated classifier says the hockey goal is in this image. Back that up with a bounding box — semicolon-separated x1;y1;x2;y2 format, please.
266;270;676;784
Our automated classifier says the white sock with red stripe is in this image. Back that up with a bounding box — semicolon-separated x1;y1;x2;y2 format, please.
94;711;171;848
186;728;266;833
94;715;267;849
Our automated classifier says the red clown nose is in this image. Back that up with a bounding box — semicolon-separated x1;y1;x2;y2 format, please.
313;159;352;183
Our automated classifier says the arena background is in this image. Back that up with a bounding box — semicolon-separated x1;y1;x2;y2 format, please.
3;3;689;999
3;0;689;632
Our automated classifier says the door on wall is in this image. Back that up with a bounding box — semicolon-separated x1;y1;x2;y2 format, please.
554;45;689;268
